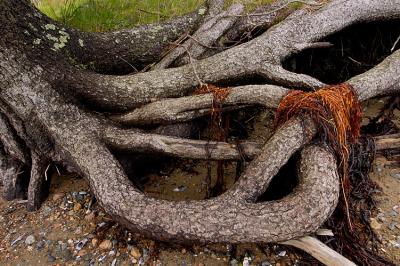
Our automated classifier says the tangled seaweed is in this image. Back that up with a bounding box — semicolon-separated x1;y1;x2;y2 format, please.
194;84;231;196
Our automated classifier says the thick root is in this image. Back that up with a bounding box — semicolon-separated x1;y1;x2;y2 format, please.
27;152;49;211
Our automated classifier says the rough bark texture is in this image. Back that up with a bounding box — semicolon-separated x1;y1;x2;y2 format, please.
0;0;399;246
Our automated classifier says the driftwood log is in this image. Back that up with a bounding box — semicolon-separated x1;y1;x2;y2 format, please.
0;0;399;250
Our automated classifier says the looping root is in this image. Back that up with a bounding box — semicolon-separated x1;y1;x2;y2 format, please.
275;83;363;227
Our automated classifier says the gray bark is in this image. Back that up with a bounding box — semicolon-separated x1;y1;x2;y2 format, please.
112;48;400;127
67;0;400;110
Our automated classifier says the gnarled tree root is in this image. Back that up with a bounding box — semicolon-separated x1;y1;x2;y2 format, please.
0;0;400;254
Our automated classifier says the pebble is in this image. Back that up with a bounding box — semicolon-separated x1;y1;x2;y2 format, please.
370;217;382;230
377;214;386;223
130;246;141;259
230;259;238;266
98;254;107;262
391;172;400;179
99;240;112;250
25;235;36;245
91;238;98;247
36;240;45;250
47;254;56;262
11;235;24;246
75;238;88;251
42;206;53;216
388;223;397;230
78;249;87;257
173;186;186;192
84;212;96;221
52;193;64;201
243;257;251;266
74;226;82;234
278;250;286;257
73;203;82;211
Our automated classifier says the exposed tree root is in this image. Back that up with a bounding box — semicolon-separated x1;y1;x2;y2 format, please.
154;3;244;69
0;2;400;263
27;152;50;211
0;150;24;201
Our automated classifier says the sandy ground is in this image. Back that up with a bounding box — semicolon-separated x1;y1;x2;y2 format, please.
0;99;399;266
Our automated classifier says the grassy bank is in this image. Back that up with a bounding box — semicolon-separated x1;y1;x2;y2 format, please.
34;0;203;32
34;0;282;32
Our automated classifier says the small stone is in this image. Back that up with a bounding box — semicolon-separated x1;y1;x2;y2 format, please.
74;226;82;234
47;255;56;262
391;172;400;179
52;193;64;201
130;246;141;259
243;257;251;266
173;185;186;192
388;223;397;230
11;235;24;246
99;239;112;250
73;203;82;211
36;240;45;250
75;238;88;251
78;249;87;257
377;215;386;223
278;250;286;257
91;238;98;247
82;253;93;262
98;254;107;262
84;212;95;221
25;235;36;245
181;248;187;254
42;206;53;216
230;259;238;266
370;218;382;230
75;194;84;201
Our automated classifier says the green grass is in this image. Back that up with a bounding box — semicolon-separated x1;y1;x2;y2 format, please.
35;0;204;32
34;0;294;32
